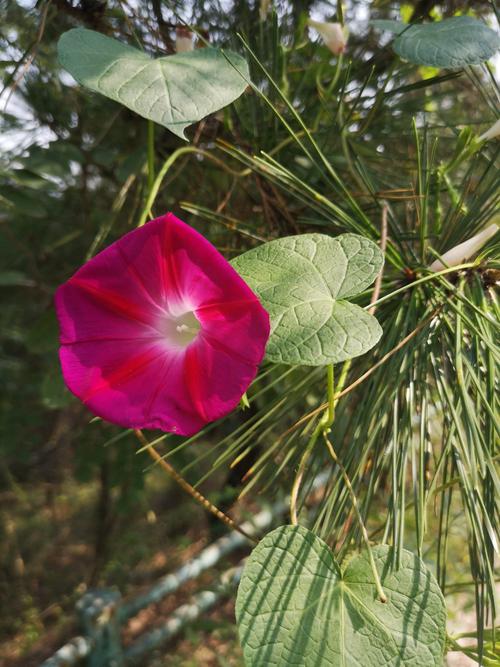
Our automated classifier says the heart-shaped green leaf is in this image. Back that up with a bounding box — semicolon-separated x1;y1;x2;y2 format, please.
231;233;383;366
236;525;447;667
373;16;499;68
57;29;249;139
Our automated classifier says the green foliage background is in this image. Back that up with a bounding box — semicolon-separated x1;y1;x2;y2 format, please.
0;0;498;665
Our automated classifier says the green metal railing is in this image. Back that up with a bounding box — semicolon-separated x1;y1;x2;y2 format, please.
40;500;284;667
40;471;329;666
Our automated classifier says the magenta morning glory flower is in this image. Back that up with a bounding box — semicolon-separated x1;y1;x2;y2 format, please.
55;213;270;436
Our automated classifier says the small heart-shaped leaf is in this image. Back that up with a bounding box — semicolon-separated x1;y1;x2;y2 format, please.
373;16;499;68
236;525;447;667
57;29;250;139
231;233;383;366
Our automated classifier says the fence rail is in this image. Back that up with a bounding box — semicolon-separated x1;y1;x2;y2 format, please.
40;472;328;666
40;498;288;666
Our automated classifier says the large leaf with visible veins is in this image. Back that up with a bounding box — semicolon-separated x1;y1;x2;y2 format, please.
372;16;499;67
236;525;447;667
57;29;249;139
231;233;383;366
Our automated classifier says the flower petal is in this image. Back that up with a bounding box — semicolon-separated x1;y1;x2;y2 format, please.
155;213;262;309
183;336;261;426
59;339;207;435
55;213;270;435
197;299;270;366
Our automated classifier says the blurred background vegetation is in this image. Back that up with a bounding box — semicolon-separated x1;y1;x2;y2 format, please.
0;1;498;665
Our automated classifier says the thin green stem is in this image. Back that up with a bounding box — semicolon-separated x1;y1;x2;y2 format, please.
446;637;498;667
147;120;155;193
323;432;387;603
313;55;344;133
412;118;427;263
237;33;378;237
139;146;194;227
367;262;478;310
290;421;323;525
337;0;344;23
339;101;368;195
335;360;351;399
137;146;243;227
285;308;439;436
327;364;335;426
290;362;346;524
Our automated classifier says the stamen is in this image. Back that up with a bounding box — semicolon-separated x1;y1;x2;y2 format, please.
175;324;199;335
159;310;201;347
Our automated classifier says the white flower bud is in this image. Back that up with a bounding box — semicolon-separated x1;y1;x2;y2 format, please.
479;118;500;142
307;19;348;56
176;27;194;53
429;223;498;272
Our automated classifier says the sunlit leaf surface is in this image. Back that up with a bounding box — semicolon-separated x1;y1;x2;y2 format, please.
236;525;447;667
231;233;383;365
58;28;250;139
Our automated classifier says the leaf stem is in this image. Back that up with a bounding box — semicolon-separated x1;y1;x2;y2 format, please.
286;307;441;436
134;430;257;543
147;120;155;193
290;362;344;524
323;432;387;603
289;422;323;525
327;364;335;426
137;146;246;227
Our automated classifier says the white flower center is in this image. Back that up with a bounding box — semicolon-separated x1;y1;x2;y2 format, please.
160;310;200;348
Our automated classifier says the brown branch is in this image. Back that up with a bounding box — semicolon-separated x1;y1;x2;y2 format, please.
4;0;51;109
150;0;175;53
135;430;257;543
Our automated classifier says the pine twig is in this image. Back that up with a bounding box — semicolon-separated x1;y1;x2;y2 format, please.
135;430;257;543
